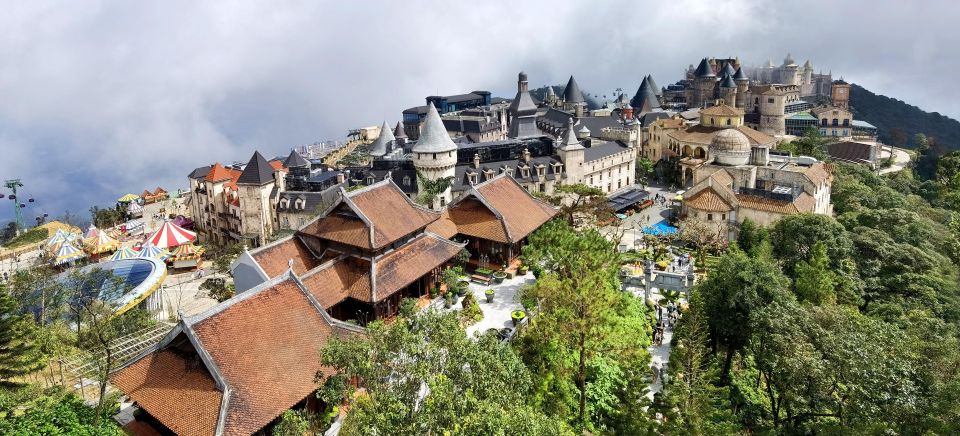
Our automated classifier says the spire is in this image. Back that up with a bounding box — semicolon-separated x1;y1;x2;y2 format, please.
646;75;662;97
733;66;748;81
694;58;715;78
720;75;737;88
393;121;407;139
412;103;458;153
562;75;585;103
561;118;584;151
369;120;395;157
282;149;310;168
722;62;736;77
236;151;275;185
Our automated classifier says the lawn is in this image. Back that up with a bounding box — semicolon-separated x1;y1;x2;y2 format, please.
2;227;49;249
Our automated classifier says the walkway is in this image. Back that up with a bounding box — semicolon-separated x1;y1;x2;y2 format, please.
878;145;912;174
430;271;531;337
644;288;680;401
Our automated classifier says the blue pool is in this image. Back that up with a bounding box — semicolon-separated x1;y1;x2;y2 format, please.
642;221;679;236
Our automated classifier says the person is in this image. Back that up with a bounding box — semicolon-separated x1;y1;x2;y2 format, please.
657;305;663;321
659;365;666;384
652;362;661;383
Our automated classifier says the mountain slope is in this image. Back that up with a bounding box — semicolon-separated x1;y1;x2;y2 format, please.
850;84;960;149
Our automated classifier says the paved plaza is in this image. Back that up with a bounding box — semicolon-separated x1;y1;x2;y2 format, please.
431;271;532;338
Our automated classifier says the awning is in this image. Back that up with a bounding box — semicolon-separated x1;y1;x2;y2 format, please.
607;189;650;212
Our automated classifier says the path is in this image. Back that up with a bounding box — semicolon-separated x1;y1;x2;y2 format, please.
645;288;679;401
878;145;911;174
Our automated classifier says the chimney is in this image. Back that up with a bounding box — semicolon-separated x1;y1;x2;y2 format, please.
623;106;634;122
575;104;584;118
473;153;481;169
336;172;346;184
522;148;531;163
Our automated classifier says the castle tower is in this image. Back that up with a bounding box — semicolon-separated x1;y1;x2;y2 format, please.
733;67;750;109
562;75;587;116
545;85;557;106
369;120;395;158
719;74;738;108
781;53;799;86
509;71;541;138
692;58;717;108
802;60;814;85
557;118;585;184
831;78;850;110
412;103;458;209
758;89;786;136
393;121;408;150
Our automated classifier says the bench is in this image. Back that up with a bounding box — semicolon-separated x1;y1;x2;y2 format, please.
470;274;491;285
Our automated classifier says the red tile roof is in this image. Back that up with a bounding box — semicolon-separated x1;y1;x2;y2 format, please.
251;236;322;278
190;280;346;435
301;258;371;307
205;163;236;183
446;198;509;243
269;160;288;173
111;349;223;436
472;175;557;242
374;234;462;300
425;211;459;239
685;188;733;212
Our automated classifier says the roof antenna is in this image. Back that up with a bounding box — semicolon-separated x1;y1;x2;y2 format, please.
288;258;295;271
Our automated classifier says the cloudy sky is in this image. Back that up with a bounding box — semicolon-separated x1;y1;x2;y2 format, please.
1;0;956;226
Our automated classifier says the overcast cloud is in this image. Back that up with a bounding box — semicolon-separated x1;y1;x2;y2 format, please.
1;0;957;225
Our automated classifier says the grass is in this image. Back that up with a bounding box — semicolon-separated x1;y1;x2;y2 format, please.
2;227;49;249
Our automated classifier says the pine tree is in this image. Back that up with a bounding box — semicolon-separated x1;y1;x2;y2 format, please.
0;285;42;382
793;241;836;305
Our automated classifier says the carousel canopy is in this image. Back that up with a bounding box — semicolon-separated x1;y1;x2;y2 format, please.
118;194;140;203
125;219;144;229
147;221;197;249
136;243;170;261
169;244;204;261
85;231;120;255
108;246;138;261
47;229;80;247
54;242;86;266
127;201;144;214
84;225;100;239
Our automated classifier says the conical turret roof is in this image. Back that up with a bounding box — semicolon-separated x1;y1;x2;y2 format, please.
694;58;715;78
237;151;275;185
733;67;748;81
720;75;737;88
369;121;395;157
562;75;585;104
646;75;661;97
722;62;736;77
394;121;407;139
282;149;310;168
413;103;458;153
546;86;556;98
561;118;584;151
803;59;812;69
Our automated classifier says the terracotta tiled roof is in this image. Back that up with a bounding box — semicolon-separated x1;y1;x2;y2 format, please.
669;125;775;147
374;234;462;301
190;280;343;435
205;163;234;182
685;188;732;212
111;349;223;436
734;126;776;146
446;199;510;243
425;211;458;239
349;183;439;249
803;162;832;185
301;258;371;307
251;236;321;278
304;182;439;250
701;104;743;116
472;175;557;242
736;193;815;215
654;118;685;129
269;160;288;173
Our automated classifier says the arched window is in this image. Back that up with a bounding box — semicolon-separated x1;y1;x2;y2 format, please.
402;176;411;186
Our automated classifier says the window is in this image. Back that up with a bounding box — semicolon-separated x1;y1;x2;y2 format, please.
832;118;838;127
440;197;446;206
710;117;715;126
432;153;437;160
589;176;594;185
402;176;411;186
843;129;849;136
767;98;774;103
539;183;545;192
722;214;726;220
726;118;731;126
707;213;713;221
298;217;305;227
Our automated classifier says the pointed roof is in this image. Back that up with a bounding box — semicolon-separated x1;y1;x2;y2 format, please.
508;88;538;116
393;121;407;139
722;62;736;77
444;174;557;244
412;103;458;153
561;118;584;151
803;59;812;69
369;121;395;157
630;76;650;108
784;52;796;66
720;74;737;88
204;163;235;182
694;58;715;78
282;150;310;168
647;75;662;97
237;151;276;185
733;67;748;81
546;85;557;98
562;75;585;104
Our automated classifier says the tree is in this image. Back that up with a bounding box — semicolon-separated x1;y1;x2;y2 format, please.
199;278;235;302
735;218;766;255
792;241;836;305
538;183;612;227
698;245;792;384
635;157;654;187
0;387;124;435
0;285;43;382
678;217;724;261
769;213;853;276
317;310;571;435
8;266;67;326
273;410;310;436
207;243;244;275
780;126;827;160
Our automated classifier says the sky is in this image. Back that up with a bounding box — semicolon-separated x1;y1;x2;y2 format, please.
1;0;958;226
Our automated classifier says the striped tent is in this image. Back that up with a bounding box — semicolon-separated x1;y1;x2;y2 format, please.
85;231;120;255
118;194;140;203
53;242;86;266
136;243;170;261
108;246;138;261
147;221;197;249
126;201;144;217
46;229;70;247
84;225;100;239
169;244;204;261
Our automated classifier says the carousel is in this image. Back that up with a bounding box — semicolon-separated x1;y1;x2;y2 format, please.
168;244;205;270
147;220;196;249
52;241;86;267
84;231;120;260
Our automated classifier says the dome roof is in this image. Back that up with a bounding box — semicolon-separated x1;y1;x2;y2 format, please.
710;129;751;166
413;103;458;153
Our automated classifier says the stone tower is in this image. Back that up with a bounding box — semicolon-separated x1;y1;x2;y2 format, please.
691;58;717;108
719;74;738;108
509;72;541;138
557;118;585;184
781;53;800;86
802;60;814;85
562;75;587;117
758;89;786;136
831;78;850;110
412;103;458;209
733;67;750;109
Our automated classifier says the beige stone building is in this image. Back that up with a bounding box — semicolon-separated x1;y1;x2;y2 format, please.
187;151;287;247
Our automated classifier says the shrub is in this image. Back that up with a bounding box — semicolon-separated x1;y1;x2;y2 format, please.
460;293;483;324
399;297;418;319
273;410;309;436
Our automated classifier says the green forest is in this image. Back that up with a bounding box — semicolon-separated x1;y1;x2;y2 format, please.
851;83;960;150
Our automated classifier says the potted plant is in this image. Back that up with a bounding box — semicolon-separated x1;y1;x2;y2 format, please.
517;264;528;275
492;270;508;284
429;285;438;298
511;310;526;326
485;289;495;303
444;293;453;308
457;280;470;297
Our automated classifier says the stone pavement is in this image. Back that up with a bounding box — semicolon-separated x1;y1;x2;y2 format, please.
429;271;532;337
645;288;680;401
